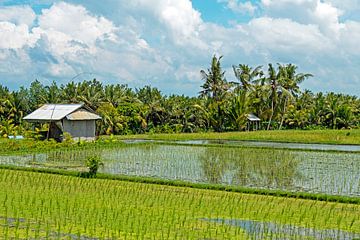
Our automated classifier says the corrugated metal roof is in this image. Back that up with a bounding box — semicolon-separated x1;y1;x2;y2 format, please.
247;113;260;121
23;104;97;121
66;109;101;120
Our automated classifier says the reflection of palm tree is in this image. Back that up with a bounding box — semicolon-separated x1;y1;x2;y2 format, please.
200;148;300;189
200;148;228;184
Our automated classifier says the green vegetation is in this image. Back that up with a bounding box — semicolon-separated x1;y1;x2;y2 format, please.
1;165;359;205
1;143;359;197
1;128;359;158
0;169;359;239
85;156;104;177
0;56;359;139
0;55;359;238
113;129;360;145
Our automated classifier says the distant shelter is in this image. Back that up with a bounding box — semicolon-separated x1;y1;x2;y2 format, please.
23;104;101;141
246;113;261;131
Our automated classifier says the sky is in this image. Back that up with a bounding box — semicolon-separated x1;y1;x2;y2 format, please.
0;0;359;96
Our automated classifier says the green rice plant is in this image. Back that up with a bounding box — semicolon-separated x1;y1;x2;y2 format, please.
0;169;357;239
111;129;360;145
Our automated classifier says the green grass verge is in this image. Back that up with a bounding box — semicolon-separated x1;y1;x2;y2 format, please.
110;129;360;145
0;168;359;239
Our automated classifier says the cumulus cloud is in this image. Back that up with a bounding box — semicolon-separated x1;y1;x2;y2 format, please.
0;0;359;95
124;0;206;49
261;0;343;36
247;17;333;53
0;5;36;25
0;22;36;49
0;5;38;50
37;2;117;45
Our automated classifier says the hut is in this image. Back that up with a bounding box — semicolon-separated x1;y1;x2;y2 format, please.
23;104;101;141
246;113;261;131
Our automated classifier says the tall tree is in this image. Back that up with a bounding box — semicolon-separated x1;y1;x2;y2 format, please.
232;64;263;92
265;64;280;130
277;64;312;129
199;55;230;102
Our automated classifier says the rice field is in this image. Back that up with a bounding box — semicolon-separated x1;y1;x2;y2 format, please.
0;169;360;239
1;143;359;197
111;129;360;145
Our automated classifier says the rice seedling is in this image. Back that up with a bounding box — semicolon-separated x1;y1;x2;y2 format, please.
0;169;359;239
110;129;360;145
1;143;359;197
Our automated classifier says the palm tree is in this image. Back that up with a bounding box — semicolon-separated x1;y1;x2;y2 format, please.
45;81;62;104
232;64;263;92
199;55;230;102
77;79;104;110
61;81;79;103
277;64;312;129
103;84;134;108
227;90;251;131
136;86;165;128
264;64;280;130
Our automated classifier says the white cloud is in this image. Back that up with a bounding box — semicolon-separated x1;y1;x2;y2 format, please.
339;21;360;55
0;5;38;50
0;22;37;49
220;0;257;15
0;0;359;96
30;2;119;77
261;0;343;36
324;0;360;12
0;5;36;25
247;17;333;53
124;0;206;48
37;2;117;48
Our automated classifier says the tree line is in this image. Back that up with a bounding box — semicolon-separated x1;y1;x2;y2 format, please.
0;55;359;137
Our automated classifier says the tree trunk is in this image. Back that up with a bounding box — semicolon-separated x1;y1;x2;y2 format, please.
267;99;274;130
278;97;287;130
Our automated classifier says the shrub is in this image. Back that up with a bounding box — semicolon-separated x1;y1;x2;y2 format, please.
85;156;104;177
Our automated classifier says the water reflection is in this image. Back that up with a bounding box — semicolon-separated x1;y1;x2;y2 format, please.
200;147;300;189
203;218;360;240
1;144;360;196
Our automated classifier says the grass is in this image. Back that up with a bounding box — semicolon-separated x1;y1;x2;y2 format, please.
0;169;359;239
111;129;360;145
1;129;359;155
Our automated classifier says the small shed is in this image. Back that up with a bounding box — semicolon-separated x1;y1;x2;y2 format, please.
23;104;101;141
246;113;261;131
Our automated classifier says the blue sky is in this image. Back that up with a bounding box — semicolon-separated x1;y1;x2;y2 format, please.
0;0;359;96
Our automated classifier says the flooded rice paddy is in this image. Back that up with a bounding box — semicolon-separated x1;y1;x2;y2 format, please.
124;139;360;152
202;218;360;240
1;141;360;197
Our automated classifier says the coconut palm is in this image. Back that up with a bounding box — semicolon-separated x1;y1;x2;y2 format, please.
227;90;251;131
232;64;263;92
199;55;230;102
264;64;281;130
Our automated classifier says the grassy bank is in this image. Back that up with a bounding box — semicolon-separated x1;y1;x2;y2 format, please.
112;129;360;145
0;168;359;239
